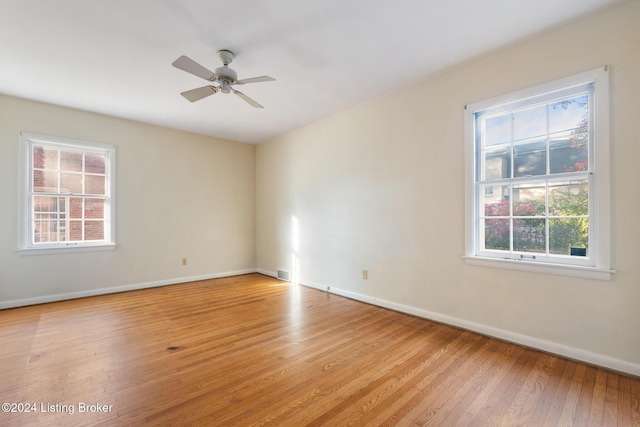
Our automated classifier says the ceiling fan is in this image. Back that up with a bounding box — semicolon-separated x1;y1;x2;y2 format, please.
172;50;275;108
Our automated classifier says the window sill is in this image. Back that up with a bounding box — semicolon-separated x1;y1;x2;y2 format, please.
463;256;614;281
16;244;116;256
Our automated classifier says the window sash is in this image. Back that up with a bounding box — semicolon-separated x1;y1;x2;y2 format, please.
476;185;592;263
30;195;107;245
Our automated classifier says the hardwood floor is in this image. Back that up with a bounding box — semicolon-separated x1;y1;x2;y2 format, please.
0;273;638;426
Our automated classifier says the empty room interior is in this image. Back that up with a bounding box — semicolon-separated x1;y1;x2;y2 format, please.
1;0;639;425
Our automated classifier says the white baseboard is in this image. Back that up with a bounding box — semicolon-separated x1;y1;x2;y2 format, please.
256;268;278;278
0;268;257;310
299;282;640;377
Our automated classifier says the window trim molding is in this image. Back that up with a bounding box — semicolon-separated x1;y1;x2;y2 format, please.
17;132;117;255
464;66;612;280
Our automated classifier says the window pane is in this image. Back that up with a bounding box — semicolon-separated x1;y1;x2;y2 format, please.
513;218;545;253
33;220;48;242
33;170;58;192
85;221;104;240
69;220;83;241
60;172;82;193
549;95;588;134
549;218;588;255
85;198;104;219
485;114;511;146
33;146;58;169
513;105;546;141
483;184;509;216
70;197;83;219
483;146;511;180
60;150;83;172
514;140;546;177
86;153;106;174
59;219;67;241
549;180;588;216
34;196;57;212
34;216;57;243
86;175;105;195
549;132;588;173
483;219;510;250
513;182;545;216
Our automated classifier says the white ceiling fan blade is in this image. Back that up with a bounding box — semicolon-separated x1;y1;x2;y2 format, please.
232;89;263;108
172;55;216;81
180;86;218;102
235;76;275;85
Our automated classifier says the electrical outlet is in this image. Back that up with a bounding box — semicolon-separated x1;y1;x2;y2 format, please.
363;269;368;280
182;258;187;266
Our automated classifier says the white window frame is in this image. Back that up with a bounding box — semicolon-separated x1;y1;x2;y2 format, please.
464;67;613;280
18;132;116;255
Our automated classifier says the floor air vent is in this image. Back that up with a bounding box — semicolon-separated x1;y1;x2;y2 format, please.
277;269;290;281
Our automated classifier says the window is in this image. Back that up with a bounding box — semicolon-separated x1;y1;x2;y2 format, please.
18;133;116;254
464;67;612;280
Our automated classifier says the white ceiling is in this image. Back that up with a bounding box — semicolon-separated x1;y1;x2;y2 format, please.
0;0;620;144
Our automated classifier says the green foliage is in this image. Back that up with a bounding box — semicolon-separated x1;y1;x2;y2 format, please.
548;182;588;254
484;182;588;255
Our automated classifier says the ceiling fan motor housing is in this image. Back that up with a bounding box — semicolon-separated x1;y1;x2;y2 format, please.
215;65;238;84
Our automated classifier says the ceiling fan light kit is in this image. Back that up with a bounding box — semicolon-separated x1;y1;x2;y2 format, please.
172;49;275;108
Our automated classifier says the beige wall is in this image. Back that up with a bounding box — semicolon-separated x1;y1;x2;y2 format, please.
0;95;256;305
257;1;640;373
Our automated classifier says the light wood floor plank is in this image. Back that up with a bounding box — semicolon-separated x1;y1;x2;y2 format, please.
1;273;638;426
588;368;610;426
556;363;587;426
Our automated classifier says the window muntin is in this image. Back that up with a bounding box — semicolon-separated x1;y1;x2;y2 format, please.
19;133;116;253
